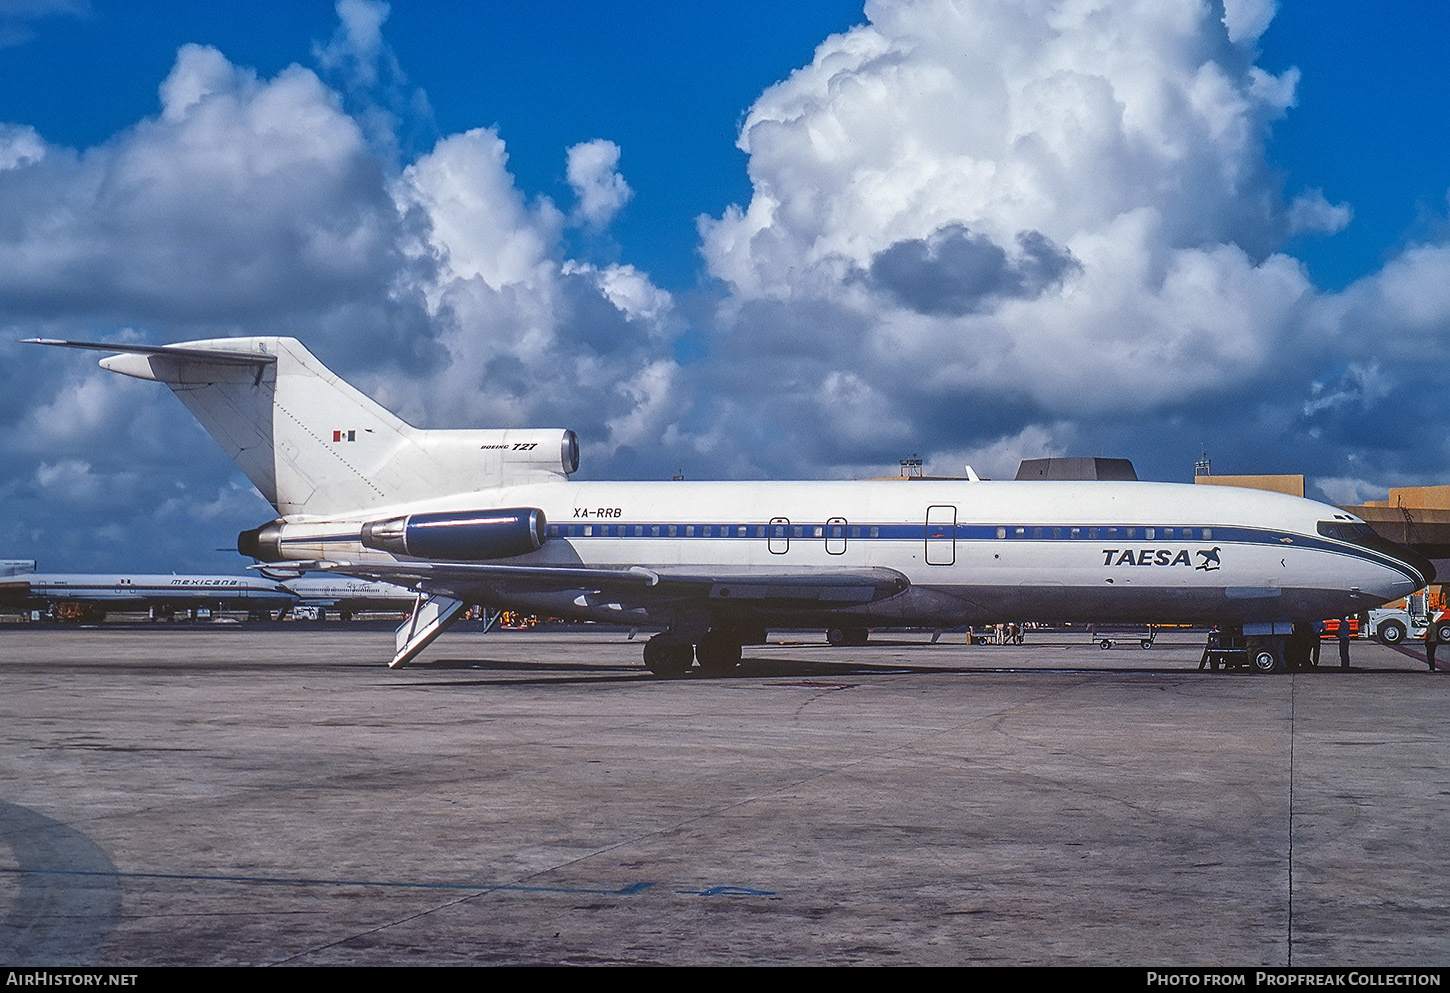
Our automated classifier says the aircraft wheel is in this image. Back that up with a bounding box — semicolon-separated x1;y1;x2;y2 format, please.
1098;639;1113;650
695;632;742;676
1377;621;1406;646
826;627;846;646
643;636;694;678
1140;640;1152;649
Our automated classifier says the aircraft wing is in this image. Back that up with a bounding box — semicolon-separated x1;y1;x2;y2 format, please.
287;559;910;608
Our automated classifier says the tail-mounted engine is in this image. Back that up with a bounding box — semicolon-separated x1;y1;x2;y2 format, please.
359;508;547;560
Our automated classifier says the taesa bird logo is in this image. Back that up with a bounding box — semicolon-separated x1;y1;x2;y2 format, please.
1195;546;1222;571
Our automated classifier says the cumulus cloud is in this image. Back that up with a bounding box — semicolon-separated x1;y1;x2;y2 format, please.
0;2;678;569
0;122;43;167
859;224;1079;316
1312;476;1389;508
388;127;678;444
313;0;393;89
681;0;1314;473
680;0;1450;485
566;139;633;229
1288;188;1352;236
0;40;417;355
1303;361;1392;419
1220;0;1278;46
929;422;1078;481
313;0;433;162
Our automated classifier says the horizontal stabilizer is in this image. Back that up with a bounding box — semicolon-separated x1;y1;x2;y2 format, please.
29;336;578;516
25;339;278;367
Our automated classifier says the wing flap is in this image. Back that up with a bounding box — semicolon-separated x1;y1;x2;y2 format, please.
282;560;910;607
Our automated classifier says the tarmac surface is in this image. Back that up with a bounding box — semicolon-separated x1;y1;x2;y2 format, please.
0;623;1446;967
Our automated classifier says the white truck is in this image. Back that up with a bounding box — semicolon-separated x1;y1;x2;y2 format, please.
1365;592;1450;645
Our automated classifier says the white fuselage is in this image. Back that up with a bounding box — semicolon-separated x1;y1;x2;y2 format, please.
0;574;297;610
262;479;1428;629
282;577;417;610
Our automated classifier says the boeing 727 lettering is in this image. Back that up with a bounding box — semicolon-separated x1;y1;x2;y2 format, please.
31;337;1434;674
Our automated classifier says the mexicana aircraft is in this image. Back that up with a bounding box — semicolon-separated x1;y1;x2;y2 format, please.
31;337;1434;674
0;572;297;621
281;576;417;619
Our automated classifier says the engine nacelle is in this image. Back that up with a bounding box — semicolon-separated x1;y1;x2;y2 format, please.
359;508;547;561
238;520;286;562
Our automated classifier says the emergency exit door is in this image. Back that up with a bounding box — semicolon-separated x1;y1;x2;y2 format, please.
925;505;956;565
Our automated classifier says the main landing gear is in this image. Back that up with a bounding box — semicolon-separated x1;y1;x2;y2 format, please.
642;635;695;677
826;626;870;646
642;628;757;677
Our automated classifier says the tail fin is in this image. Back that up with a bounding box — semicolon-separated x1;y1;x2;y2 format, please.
32;337;578;517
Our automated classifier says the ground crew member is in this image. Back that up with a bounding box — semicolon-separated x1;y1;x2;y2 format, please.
1338;616;1351;669
1426;620;1440;671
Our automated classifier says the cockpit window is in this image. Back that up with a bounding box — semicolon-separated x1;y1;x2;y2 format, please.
1317;521;1378;541
1318;519;1435;586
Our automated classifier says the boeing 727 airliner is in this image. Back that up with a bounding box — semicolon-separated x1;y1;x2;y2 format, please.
31;337;1433;674
0;572;296;621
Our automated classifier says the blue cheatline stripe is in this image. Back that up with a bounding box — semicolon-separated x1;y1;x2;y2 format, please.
278;522;1424;585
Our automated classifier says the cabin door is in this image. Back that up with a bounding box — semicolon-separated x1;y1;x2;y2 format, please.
925;505;956;566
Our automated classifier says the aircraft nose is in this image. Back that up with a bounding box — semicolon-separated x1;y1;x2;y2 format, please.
1390;540;1436;590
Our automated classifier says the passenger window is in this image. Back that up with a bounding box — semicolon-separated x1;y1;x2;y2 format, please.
996;527;1006;539
1202;528;1212;540
869;526;880;538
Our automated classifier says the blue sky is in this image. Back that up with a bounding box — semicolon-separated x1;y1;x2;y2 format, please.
3;0;1450;573
0;1;869;288
1257;2;1450;289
